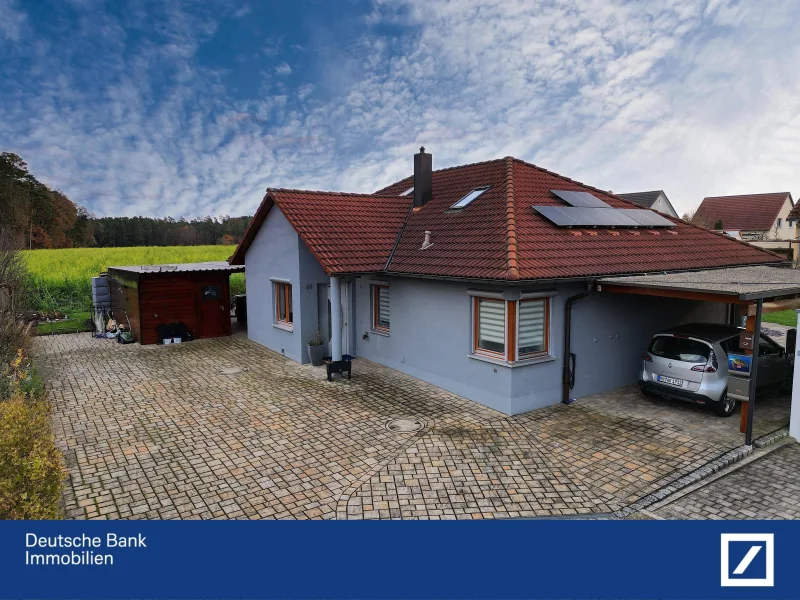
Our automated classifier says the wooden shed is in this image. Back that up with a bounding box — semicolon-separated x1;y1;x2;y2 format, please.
107;261;245;345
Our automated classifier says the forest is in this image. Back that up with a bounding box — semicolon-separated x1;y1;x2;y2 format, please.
0;152;252;249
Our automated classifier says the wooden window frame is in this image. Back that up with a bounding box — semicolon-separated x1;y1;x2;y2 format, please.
372;284;390;334
274;282;293;326
472;297;508;360
516;297;549;359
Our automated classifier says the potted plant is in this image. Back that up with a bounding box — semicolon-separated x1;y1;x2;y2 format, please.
307;329;325;366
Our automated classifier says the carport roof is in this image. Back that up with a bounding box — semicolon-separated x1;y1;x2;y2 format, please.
598;266;800;301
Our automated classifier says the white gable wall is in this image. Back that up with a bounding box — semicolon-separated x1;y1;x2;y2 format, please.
244;207;305;362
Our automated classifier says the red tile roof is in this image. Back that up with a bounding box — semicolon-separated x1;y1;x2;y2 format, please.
230;190;411;273
692;192;791;231
232;158;784;279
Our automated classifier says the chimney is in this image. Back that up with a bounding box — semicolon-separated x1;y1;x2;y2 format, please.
414;147;432;208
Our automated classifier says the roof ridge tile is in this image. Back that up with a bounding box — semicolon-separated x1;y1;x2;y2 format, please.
504;156;520;280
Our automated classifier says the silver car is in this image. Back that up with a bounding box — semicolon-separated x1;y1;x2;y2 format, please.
639;323;790;417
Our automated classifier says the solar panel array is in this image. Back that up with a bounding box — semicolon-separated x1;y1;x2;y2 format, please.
551;190;612;208
534;191;676;228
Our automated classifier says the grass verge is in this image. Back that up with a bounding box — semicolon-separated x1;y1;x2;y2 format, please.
762;310;796;327
35;310;92;335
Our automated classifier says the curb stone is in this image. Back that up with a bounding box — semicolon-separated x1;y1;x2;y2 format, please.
616;427;789;518
753;427;789;448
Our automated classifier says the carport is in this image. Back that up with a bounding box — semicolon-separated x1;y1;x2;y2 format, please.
597;265;800;446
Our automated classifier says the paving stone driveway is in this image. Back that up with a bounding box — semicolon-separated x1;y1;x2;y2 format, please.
37;332;789;520
653;443;800;520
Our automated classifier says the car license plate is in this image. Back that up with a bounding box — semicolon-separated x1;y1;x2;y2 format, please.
657;375;683;387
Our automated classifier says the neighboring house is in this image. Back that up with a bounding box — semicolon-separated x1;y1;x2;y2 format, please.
786;201;800;263
691;192;795;258
617;190;678;218
231;150;781;415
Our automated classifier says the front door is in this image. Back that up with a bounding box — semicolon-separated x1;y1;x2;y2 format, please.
198;281;228;338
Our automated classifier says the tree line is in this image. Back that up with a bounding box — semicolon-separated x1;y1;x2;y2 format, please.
1;152;252;249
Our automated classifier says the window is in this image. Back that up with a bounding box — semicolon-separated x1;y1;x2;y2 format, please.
274;282;293;326
401;186;414;196
202;285;222;300
648;336;709;363
518;298;548;357
372;284;390;333
778;218;783;228
473;297;506;356
450;186;490;209
471;293;553;363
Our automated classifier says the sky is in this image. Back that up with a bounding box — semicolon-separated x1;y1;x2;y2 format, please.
1;0;799;219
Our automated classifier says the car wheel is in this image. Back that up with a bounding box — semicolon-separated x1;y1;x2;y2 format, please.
640;387;657;398
714;390;736;417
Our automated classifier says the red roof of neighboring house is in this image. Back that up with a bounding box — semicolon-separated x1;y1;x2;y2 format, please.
232;157;784;279
692;193;791;231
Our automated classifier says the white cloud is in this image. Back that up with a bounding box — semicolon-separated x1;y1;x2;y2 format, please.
1;0;800;220
0;0;26;41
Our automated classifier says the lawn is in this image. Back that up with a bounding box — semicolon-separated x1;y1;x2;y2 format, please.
762;310;797;327
35;311;92;335
23;246;245;321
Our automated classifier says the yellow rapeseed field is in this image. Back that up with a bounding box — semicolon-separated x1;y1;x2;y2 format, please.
23;246;245;311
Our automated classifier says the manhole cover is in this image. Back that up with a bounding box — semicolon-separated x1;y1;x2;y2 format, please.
220;366;244;375
385;418;424;434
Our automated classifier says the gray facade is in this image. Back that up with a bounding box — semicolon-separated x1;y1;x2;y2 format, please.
245;207;331;364
354;278;725;414
246;205;728;415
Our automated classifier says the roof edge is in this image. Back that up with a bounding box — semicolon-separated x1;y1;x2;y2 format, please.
230;191;274;265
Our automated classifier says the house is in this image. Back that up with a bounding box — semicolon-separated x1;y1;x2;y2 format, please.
617;190;678;218
230;149;783;415
691;192;795;258
785;201;800;263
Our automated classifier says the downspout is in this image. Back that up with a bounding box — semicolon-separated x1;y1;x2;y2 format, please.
562;281;595;404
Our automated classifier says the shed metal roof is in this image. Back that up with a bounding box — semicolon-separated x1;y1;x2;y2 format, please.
598;265;800;301
108;261;244;275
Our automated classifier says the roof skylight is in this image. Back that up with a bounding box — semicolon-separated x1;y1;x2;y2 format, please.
401;186;414;196
450;186;490;209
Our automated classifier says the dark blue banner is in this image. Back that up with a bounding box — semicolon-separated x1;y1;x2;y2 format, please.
0;520;797;599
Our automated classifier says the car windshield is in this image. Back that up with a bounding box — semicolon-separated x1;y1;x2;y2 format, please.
648;336;710;364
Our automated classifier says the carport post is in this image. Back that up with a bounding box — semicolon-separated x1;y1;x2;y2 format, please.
745;299;763;446
791;310;800;442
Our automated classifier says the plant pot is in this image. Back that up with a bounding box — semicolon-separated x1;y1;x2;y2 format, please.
307;344;324;366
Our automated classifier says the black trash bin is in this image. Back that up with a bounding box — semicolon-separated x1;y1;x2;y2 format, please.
234;294;247;324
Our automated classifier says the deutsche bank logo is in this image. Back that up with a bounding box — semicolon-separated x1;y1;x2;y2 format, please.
720;533;774;587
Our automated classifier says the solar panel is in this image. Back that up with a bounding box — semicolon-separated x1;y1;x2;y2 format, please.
595;208;640;226
551;190;611;209
534;206;661;228
534;205;583;227
617;209;675;227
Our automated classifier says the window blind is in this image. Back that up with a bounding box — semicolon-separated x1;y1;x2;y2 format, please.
477;299;505;354
377;286;390;329
519;299;545;355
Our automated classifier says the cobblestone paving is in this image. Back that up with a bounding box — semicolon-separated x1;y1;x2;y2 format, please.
36;332;790;520
654;443;800;520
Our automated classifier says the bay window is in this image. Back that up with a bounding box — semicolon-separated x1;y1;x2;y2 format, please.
471;292;551;363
